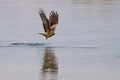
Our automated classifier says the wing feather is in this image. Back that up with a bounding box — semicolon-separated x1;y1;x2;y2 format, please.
39;9;50;32
49;11;59;27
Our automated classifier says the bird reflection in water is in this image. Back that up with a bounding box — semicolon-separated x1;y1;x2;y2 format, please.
40;47;58;80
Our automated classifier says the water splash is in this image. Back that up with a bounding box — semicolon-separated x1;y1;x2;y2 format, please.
0;42;101;49
10;42;45;47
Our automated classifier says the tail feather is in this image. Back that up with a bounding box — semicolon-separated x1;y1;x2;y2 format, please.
38;33;46;36
38;33;48;40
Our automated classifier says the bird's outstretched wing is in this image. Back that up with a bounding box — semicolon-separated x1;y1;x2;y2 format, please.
39;9;50;32
49;11;59;32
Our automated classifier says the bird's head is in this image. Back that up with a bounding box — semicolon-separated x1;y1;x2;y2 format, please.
45;37;49;40
45;35;50;40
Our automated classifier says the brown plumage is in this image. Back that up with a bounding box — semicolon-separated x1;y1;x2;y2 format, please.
38;9;59;40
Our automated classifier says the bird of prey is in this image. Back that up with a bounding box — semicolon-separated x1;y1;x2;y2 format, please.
38;9;59;40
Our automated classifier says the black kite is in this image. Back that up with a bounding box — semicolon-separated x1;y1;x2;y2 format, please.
38;9;59;40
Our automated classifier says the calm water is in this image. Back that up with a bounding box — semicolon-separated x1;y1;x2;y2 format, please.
0;0;120;80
